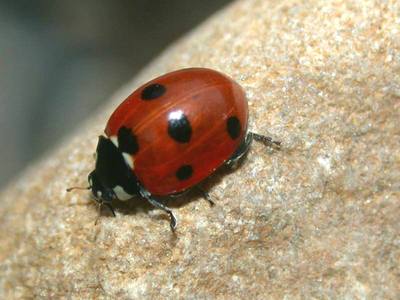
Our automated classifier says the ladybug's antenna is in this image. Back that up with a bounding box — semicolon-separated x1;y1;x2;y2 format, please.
66;186;91;192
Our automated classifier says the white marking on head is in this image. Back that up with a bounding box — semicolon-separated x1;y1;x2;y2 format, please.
113;186;133;201
110;135;118;147
96;191;102;198
122;153;135;169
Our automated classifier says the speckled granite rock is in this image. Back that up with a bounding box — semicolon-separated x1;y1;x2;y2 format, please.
0;0;399;298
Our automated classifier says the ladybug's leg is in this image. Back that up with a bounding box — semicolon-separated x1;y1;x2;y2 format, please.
195;186;215;206
250;132;281;148
142;194;177;231
94;202;116;225
226;132;280;168
103;202;116;217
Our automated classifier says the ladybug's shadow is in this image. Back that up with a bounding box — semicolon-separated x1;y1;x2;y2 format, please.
99;159;247;219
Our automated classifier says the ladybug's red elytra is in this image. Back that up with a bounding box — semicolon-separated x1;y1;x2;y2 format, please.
69;68;280;230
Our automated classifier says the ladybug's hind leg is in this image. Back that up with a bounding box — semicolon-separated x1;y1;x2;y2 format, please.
141;190;177;231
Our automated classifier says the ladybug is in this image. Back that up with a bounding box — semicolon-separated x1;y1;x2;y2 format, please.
69;68;279;230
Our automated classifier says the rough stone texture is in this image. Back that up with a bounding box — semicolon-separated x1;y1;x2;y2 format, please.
0;0;399;298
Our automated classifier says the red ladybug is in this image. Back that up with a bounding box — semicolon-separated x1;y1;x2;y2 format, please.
71;68;279;230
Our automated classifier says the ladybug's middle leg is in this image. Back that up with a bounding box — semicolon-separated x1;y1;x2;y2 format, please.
141;192;177;231
194;186;215;206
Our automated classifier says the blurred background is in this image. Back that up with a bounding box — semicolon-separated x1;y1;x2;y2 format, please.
0;0;232;188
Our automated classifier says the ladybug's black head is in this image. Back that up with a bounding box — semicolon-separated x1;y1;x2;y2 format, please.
88;135;141;203
67;135;142;216
88;170;116;203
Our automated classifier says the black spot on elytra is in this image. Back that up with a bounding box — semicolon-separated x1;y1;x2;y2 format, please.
227;116;241;140
176;165;193;181
141;83;166;100
118;127;139;155
168;111;192;143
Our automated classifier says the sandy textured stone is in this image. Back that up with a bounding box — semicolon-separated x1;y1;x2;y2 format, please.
0;0;399;298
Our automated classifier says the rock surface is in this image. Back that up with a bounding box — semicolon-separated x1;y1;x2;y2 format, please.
0;0;399;298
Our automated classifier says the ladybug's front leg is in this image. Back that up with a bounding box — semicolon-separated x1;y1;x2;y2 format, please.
141;191;177;231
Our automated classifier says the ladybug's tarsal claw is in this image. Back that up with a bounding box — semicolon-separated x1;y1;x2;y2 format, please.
204;194;215;207
169;211;177;231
